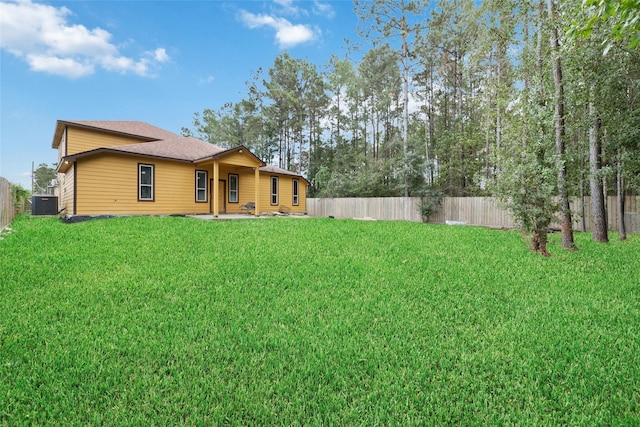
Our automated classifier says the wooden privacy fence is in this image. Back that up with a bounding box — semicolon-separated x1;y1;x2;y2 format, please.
1;177;16;230
307;196;640;233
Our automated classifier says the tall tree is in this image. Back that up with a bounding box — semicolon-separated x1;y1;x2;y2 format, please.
547;0;577;250
589;86;609;242
354;0;424;197
33;163;56;194
263;53;303;170
493;0;557;255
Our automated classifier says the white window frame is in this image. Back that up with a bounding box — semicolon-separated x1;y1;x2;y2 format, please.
270;176;278;205
228;174;239;203
292;178;299;206
138;163;154;201
196;170;207;202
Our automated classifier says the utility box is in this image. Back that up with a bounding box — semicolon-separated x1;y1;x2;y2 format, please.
32;196;58;215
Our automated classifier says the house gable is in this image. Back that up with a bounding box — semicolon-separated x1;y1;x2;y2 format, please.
197;146;265;169
52;120;180;149
65;126;152;157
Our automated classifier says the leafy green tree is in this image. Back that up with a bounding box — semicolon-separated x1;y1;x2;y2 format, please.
358;44;402;162
299;59;329;178
422;0;484;196
571;0;640;52
33;163;56;194
354;0;425;197
181;0;639;226
492;0;558;255
11;183;30;212
494;97;558;256
547;0;577;250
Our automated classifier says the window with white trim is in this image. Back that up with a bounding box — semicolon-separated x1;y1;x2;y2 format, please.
139;164;154;201
292;178;299;206
229;174;239;203
196;170;207;202
270;176;278;205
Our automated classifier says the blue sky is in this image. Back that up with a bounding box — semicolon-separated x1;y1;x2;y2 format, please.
0;0;360;189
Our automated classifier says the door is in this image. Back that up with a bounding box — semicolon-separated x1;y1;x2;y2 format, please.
209;178;227;214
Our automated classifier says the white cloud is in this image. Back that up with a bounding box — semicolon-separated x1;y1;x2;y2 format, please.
27;54;94;78
272;0;308;17
239;10;315;49
152;48;169;63
273;0;296;13
312;1;335;19
273;0;294;7
0;0;170;78
199;75;215;85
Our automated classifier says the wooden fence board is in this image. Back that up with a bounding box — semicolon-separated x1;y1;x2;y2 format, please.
1;177;15;230
307;196;638;233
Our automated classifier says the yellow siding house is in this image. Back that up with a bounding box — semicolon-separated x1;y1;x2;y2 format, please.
52;120;308;216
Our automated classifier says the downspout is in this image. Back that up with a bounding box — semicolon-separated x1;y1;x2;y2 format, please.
73;161;77;215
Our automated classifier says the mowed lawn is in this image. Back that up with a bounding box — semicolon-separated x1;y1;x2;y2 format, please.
1;215;639;425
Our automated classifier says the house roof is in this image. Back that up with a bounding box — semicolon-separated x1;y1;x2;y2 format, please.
264;165;310;185
198;145;265;167
52;120;182;148
54;120;309;182
110;136;226;161
260;164;307;179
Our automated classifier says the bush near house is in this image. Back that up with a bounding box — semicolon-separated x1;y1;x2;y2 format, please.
1;215;638;425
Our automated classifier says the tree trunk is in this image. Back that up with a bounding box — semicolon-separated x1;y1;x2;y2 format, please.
336;91;341;143
531;223;551;256
589;92;608;243
617;151;626;240
578;129;587;232
401;14;409;197
547;0;576;250
428;67;435;184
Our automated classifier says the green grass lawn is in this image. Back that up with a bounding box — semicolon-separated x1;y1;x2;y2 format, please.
1;215;639;425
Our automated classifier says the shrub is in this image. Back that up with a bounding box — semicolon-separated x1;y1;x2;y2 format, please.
417;187;443;222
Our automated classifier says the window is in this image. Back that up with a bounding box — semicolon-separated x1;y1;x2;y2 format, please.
196;170;207;202
270;176;278;205
292;178;299;206
228;174;239;203
138;164;154;201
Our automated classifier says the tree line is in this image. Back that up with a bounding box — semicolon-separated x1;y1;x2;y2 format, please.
183;0;640;254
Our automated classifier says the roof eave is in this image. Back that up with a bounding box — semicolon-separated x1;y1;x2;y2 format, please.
58;147;193;167
262;169;311;184
52;120;65;148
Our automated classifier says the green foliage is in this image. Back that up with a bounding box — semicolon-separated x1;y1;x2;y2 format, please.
494;147;559;234
1;216;639;424
569;0;640;52
417;187;443;222
33;163;56;194
11;183;30;204
491;66;559;254
181;0;639;205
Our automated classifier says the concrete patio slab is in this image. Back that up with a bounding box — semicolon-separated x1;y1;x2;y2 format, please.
187;214;264;220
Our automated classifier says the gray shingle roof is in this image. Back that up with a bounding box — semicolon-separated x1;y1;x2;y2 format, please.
260;164;305;177
55;120;308;182
59;120;181;141
110;136;225;161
